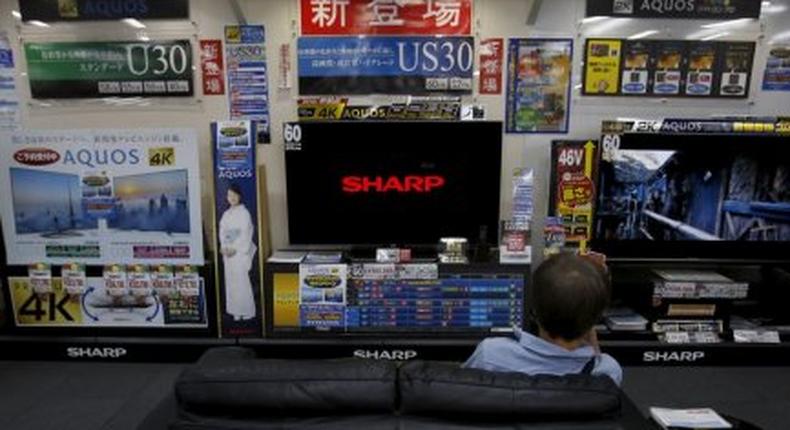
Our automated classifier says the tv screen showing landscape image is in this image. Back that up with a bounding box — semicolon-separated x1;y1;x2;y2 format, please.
110;170;190;233
10;168;96;235
594;133;790;259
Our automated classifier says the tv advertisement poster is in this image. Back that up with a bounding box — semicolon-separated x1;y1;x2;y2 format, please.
505;38;572;133
550;140;598;244
762;45;790;91
0;129;204;266
0;32;19;131
225;25;271;143
583;39;755;98
7;263;207;328
24;40;193;99
297;36;474;95
298;264;347;329
212;120;262;337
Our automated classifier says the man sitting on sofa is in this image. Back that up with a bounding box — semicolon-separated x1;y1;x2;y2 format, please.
464;253;622;385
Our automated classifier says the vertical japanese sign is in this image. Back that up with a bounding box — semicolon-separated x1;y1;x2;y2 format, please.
763;46;790;91
200;40;225;95
0;32;19;131
505;39;573;133
550;140;598;245
479;38;503;95
225;25;271;144
212;121;262;337
300;0;471;35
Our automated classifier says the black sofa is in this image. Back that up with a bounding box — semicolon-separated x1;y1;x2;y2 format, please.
140;347;653;429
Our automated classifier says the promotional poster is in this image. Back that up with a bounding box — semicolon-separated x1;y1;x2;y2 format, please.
299;0;472;35
583;39;755;98
24;41;193;99
298;264;347;329
297;36;474;95
0;129;204;266
550;140;598;244
225;25;271;144
0;32;19;131
212;120;262;337
505;38;572;133
762;45;790;91
8;265;207;328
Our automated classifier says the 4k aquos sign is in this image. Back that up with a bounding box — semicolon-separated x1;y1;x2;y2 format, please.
586;0;762;19
300;0;471;35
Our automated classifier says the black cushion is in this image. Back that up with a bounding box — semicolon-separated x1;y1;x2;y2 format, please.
399;361;621;418
175;348;397;415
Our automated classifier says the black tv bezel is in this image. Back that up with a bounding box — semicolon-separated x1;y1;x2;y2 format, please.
591;131;790;263
283;120;504;247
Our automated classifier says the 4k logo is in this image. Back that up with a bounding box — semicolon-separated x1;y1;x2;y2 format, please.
19;292;74;322
149;147;175;166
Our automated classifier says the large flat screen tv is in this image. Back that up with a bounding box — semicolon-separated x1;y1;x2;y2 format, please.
285;121;503;245
594;131;790;260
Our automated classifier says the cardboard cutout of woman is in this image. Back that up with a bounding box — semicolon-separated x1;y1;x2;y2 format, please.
219;184;257;321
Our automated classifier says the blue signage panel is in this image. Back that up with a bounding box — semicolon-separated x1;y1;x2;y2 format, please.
298;36;474;95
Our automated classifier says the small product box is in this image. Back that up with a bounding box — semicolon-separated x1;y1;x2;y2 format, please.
61;263;86;296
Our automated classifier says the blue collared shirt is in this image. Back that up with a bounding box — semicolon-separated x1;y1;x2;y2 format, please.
463;329;623;386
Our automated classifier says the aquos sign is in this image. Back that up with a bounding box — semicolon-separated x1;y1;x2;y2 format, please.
297;36;474;95
586;0;762;19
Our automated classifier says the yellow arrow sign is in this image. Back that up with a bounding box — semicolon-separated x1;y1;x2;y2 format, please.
584;140;596;177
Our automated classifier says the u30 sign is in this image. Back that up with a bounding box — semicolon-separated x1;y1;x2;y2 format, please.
24;40;193;99
297;36;474;95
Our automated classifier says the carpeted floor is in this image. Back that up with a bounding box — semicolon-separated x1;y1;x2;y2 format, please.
0;362;788;429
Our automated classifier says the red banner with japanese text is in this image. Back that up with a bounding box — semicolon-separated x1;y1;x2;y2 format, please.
200;40;225;95
479;38;503;95
300;0;471;35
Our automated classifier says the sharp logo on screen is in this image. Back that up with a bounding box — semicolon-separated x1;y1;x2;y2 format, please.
67;347;128;359
643;351;705;362
13;148;60;166
353;349;418;360
342;175;446;193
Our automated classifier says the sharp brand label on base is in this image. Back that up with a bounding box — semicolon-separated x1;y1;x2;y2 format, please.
353;349;418;360
643;351;705;362
67;347;127;359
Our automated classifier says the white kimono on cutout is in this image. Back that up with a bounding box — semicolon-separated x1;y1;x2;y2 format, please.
219;203;257;319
